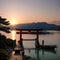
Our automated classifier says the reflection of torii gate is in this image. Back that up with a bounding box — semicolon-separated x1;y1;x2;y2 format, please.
16;29;41;48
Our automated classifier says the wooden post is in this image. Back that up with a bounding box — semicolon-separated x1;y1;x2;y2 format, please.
35;31;40;48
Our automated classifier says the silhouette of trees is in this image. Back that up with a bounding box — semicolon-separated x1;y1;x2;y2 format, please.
0;16;10;49
0;49;9;60
0;16;15;60
0;16;10;33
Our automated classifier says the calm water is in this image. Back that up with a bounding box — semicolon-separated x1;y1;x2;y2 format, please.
1;30;60;60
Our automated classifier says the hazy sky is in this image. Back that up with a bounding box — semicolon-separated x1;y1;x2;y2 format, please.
0;0;60;24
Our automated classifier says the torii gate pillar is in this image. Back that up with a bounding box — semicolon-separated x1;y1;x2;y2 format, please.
35;31;40;48
18;30;24;48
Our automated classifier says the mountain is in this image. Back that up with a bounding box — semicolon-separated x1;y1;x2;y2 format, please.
11;22;60;30
51;21;60;25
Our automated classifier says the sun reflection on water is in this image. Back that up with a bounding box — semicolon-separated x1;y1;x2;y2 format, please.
11;30;16;40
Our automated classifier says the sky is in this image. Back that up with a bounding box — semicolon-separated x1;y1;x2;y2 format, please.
0;0;60;25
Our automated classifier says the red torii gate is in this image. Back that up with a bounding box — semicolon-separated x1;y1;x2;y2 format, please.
16;29;41;48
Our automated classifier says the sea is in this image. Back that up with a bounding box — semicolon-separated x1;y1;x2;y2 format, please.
1;30;60;60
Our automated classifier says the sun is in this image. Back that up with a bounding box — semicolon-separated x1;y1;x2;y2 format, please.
10;18;17;25
10;20;16;25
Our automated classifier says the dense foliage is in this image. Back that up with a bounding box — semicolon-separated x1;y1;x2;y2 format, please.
0;49;9;60
0;16;10;33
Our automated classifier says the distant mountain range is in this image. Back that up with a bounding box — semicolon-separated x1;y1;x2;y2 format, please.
10;22;60;30
51;21;60;25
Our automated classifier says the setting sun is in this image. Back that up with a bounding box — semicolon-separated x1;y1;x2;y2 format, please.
10;18;17;25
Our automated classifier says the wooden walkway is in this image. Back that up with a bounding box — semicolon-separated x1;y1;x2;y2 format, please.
10;51;23;60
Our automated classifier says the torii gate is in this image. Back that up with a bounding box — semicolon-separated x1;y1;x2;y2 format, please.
16;29;41;48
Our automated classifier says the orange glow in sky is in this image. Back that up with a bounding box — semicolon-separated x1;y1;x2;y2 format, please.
0;0;60;25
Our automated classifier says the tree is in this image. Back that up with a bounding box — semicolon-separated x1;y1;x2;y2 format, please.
0;16;10;33
0;49;9;60
0;16;10;48
0;16;10;60
0;16;16;49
